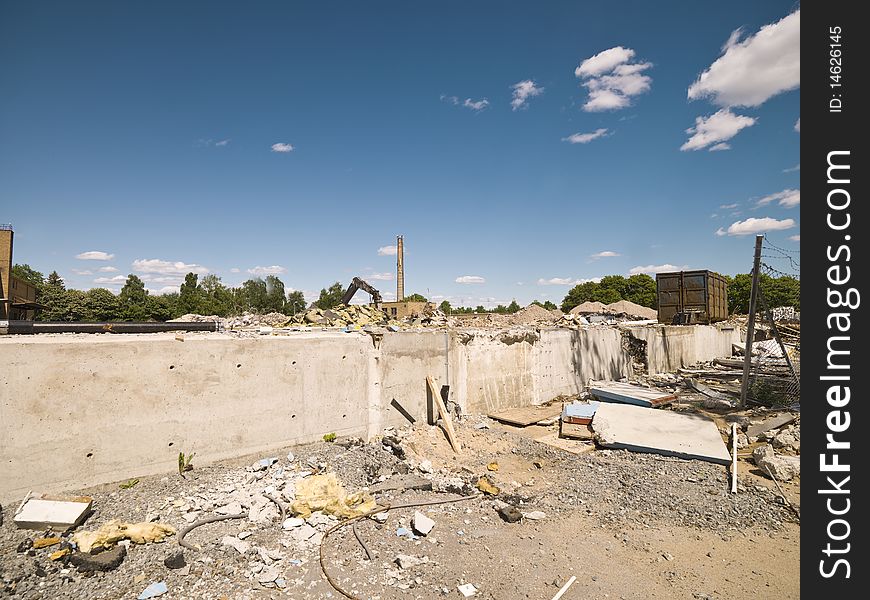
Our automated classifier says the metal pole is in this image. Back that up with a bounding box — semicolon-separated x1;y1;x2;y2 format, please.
739;235;764;408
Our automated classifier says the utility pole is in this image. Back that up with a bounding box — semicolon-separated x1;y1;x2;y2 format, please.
739;235;764;408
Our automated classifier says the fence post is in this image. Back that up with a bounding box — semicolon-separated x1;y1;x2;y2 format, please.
739;235;764;408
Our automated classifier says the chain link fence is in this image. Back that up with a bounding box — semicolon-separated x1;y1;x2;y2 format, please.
745;235;800;407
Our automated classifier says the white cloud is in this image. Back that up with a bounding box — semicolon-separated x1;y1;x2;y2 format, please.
789;234;800;242
440;95;489;111
98;266;118;272
687;10;800;108
783;164;800;173
628;264;685;275
575;47;653;112
369;272;394;281
463;98;489;111
230;267;240;273
575;46;636;77
377;245;398;256
590;251;620;259
709;142;730;151
456;275;486;284
755;188;799;208
94;275;127;284
562;128;609;144
794;118;800;132
681;109;756;151
716;217;796;236
215;139;230;147
537;277;577;286
76;251;115;261
510;79;544;110
153;286;181;295
72;269;93;276
271;143;295;153
132;259;210;275
140;275;185;284
719;203;739;209
247;265;287;276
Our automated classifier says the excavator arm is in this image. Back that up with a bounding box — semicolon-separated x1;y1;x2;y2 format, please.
341;277;383;307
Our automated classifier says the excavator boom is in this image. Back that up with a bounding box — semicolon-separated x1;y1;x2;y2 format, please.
341;277;383;307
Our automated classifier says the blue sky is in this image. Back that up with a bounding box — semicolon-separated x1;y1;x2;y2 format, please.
0;1;800;308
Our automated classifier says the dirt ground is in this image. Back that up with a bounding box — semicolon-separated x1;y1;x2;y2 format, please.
0;416;800;600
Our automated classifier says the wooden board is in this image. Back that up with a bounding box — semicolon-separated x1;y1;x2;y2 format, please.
488;405;563;427
589;381;676;408
746;413;797;438
427;376;461;453
559;422;595;440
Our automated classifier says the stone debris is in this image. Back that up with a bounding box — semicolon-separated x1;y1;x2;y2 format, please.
394;554;429;569
221;535;251;555
69;544;127;572
412;511;435;536
522;511;546;521
458;582;479;597
162;549;186;569
752;444;799;482
497;506;523;523
137;581;168;599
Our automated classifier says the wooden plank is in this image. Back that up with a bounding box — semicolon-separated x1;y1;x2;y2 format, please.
589;381;676;408
746;413;797;438
427;376;461;454
488;405;563;427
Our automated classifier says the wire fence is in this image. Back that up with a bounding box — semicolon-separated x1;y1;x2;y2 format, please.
744;235;800;407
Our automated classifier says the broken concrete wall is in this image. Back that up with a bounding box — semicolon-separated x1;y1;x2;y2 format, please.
0;323;730;500
623;324;741;374
0;333;373;502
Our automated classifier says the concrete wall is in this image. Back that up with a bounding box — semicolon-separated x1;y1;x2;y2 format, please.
622;324;741;373
0;323;735;500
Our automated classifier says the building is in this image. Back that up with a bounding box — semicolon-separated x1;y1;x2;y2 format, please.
378;234;434;319
0;225;42;320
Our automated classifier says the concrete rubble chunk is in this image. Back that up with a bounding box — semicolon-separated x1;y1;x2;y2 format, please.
216;502;243;515
394;554;429;569
163;549;186;569
752;444;799;482
497;506;523;523
257;565;281;585
281;517;305;530
458;582;478;597
412;511;435;536
221;535;250;555
13;494;93;531
522;511;546;521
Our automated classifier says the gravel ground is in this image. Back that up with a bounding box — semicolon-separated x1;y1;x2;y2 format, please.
0;420;798;599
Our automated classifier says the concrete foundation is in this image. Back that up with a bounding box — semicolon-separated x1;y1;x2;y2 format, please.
1;324;737;500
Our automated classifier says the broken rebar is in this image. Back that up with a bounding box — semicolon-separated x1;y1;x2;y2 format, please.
177;513;248;551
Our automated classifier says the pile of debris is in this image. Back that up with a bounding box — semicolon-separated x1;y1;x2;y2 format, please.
281;304;400;329
509;303;557;325
224;312;297;328
168;314;222;323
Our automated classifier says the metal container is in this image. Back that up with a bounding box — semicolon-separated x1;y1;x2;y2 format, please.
656;270;728;324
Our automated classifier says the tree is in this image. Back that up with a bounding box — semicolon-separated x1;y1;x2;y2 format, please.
726;273;800;314
84;288;120;321
315;282;344;310
264;275;286;313
405;293;428;303
146;294;174;321
623;274;657;308
119;274;148;320
475;305;485;313
238;278;268;312
438;300;452;314
179;272;202;314
198;274;233;316
285;290;307;315
507;300;522;313
531;300;557;311
11;264;44;286
37;271;69;321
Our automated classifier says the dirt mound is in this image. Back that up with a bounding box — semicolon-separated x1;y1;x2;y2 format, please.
511;303;557;325
569;301;609;314
605;300;657;320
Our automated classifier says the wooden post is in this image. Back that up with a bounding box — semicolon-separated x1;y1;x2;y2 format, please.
739;235;764;408
731;423;738;494
427;376;461;453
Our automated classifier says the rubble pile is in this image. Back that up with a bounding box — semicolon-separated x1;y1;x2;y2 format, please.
225;312;296;328
168;314;222;323
281;304;401;329
509;304;557;325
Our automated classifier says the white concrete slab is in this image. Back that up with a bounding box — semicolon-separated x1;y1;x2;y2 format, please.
592;403;731;464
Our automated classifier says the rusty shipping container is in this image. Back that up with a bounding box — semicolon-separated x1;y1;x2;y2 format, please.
655;270;728;324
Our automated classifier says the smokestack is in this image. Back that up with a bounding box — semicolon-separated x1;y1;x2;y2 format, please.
396;235;404;302
0;224;13;320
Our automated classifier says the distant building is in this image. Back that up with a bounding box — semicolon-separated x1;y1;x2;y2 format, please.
0;225;42;320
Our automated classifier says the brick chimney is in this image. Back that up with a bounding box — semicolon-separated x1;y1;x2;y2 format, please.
396;235;404;302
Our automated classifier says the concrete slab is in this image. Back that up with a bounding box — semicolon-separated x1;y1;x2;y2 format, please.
590;381;676;407
561;401;599;425
592;403;731;464
746;414;797;438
